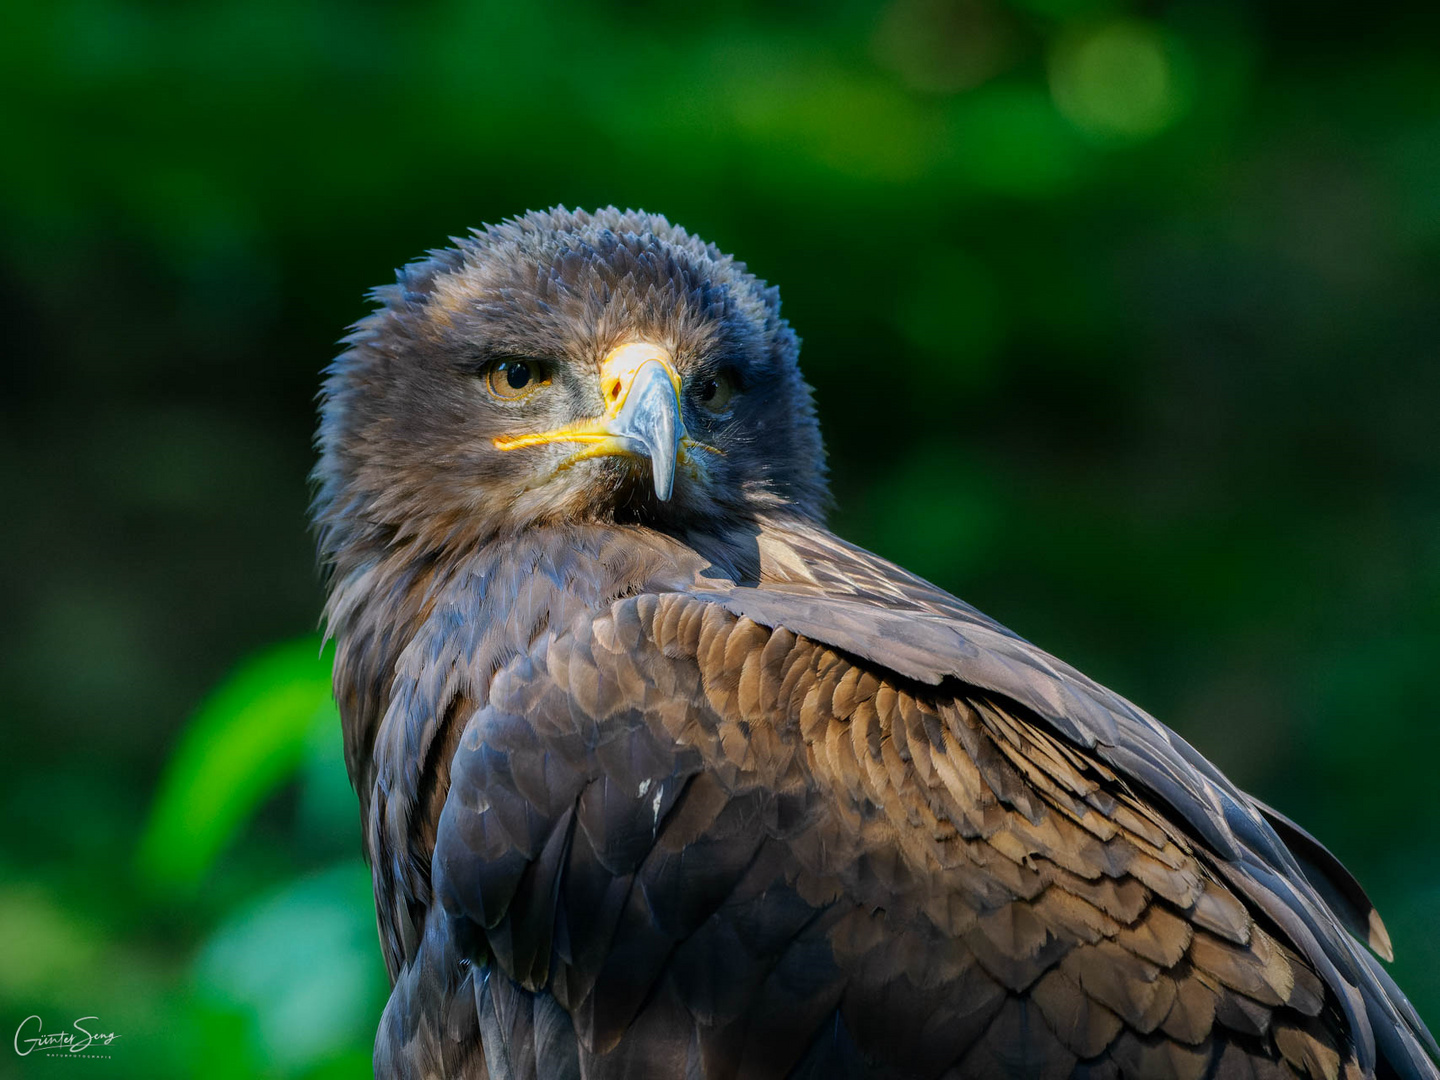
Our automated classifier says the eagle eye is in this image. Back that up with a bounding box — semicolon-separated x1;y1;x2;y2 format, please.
695;370;738;414
485;359;550;401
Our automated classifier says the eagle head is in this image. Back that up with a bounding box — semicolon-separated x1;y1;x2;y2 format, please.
313;206;829;564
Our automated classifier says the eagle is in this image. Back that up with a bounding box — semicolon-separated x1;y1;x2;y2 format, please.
313;207;1436;1080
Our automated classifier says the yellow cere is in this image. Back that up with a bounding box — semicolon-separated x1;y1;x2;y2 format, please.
597;342;684;413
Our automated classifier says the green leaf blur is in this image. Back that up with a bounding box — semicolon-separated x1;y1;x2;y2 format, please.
137;637;336;892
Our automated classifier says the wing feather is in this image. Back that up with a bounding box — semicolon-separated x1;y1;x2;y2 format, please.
376;520;1435;1078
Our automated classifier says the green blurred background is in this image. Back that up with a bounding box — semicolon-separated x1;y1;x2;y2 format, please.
3;0;1438;1074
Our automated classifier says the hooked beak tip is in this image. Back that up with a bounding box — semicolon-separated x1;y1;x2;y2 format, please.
652;460;675;502
610;359;682;501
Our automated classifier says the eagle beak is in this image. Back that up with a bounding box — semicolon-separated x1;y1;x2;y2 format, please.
606;356;683;501
492;342;687;502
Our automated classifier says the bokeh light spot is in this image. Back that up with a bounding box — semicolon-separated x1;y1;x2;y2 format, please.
0;885;100;999
871;0;1019;95
1049;20;1186;142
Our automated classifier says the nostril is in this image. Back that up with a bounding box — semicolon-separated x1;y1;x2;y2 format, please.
609;383;621;402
